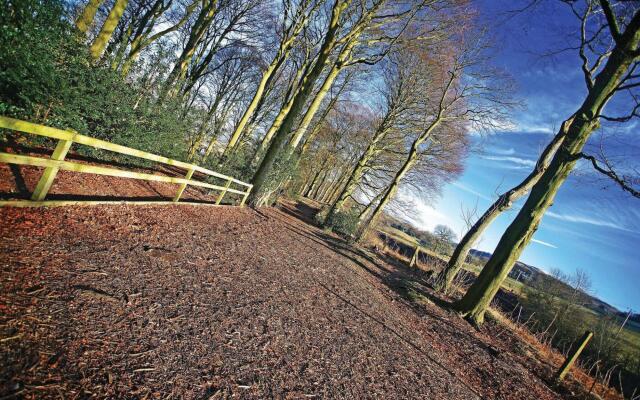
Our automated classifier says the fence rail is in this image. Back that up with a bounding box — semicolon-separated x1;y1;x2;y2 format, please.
0;116;252;206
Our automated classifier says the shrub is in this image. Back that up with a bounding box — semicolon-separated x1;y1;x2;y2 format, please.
324;208;360;238
0;0;189;163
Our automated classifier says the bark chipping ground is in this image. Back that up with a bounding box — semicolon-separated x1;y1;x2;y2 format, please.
1;198;567;399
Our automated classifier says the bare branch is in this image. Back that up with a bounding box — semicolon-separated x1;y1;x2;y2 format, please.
579;152;640;198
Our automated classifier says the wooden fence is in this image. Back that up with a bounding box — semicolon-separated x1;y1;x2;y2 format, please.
0;116;252;207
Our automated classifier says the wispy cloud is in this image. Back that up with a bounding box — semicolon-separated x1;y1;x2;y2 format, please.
482;155;537;168
491;147;515;156
451;182;493;201
514;123;555;135
531;238;558;249
546;211;637;233
498;120;556;135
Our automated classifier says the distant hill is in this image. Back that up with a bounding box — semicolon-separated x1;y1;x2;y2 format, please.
383;216;622;317
468;249;620;316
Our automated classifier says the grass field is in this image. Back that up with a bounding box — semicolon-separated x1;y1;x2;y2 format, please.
381;225;640;365
381;226;526;293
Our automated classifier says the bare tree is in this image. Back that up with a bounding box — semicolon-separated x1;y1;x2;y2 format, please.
223;0;322;154
454;1;640;325
355;27;516;242
433;224;456;254
248;0;435;206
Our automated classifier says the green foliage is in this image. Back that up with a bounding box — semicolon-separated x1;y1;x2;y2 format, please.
0;0;189;163
248;151;299;205
324;208;360;238
215;144;257;183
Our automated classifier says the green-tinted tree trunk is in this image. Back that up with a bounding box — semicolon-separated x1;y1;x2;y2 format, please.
356;149;419;242
324;118;392;224
76;0;104;34
187;123;208;161
454;16;640;325
303;171;322;199
161;0;217;99
435;126;568;292
315;173;330;201
248;0;349;206
226;61;282;152
249;61;309;166
110;21;134;70
120;0;197;77
311;169;330;199
201;102;234;163
319;171;339;202
326;167;350;204
356;104;445;241
289;25;363;151
298;82;344;155
303;158;329;197
89;0;129;60
225;3;314;154
187;93;225;161
288;61;343;150
358;189;384;221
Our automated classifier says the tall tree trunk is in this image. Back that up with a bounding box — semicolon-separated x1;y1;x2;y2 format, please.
224;2;314;153
249;61;308;166
355;106;444;240
324;119;391;224
435;126;568;292
454;18;640;325
110;20;134;70
248;0;349;206
310;169;329;199
319;171;338;202
288;35;360;151
288;62;342;150
161;0;217;99
356;149;419;241
201;104;233;163
305;158;330;198
358;189;384;221
89;0;129;60
76;0;104;34
226;60;283;151
187;122;209;161
326;166;350;204
187;93;224;161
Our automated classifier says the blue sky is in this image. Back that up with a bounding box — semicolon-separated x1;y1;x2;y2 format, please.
405;0;640;311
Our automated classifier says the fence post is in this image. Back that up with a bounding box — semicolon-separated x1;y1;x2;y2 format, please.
216;178;233;205
31;138;73;201
409;244;419;268
240;185;252;207
173;166;195;202
555;330;593;382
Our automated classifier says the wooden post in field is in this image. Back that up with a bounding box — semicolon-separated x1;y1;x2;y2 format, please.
556;331;593;382
173;166;195;202
409;244;419;268
31;138;73;201
216;178;233;205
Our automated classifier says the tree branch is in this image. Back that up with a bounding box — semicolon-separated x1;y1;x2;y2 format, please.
599;0;622;43
579;152;640;198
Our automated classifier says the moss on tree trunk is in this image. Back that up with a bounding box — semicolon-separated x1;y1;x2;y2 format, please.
454;25;640;324
89;0;129;60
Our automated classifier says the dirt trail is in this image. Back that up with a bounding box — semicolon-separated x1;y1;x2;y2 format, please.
1;200;568;399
